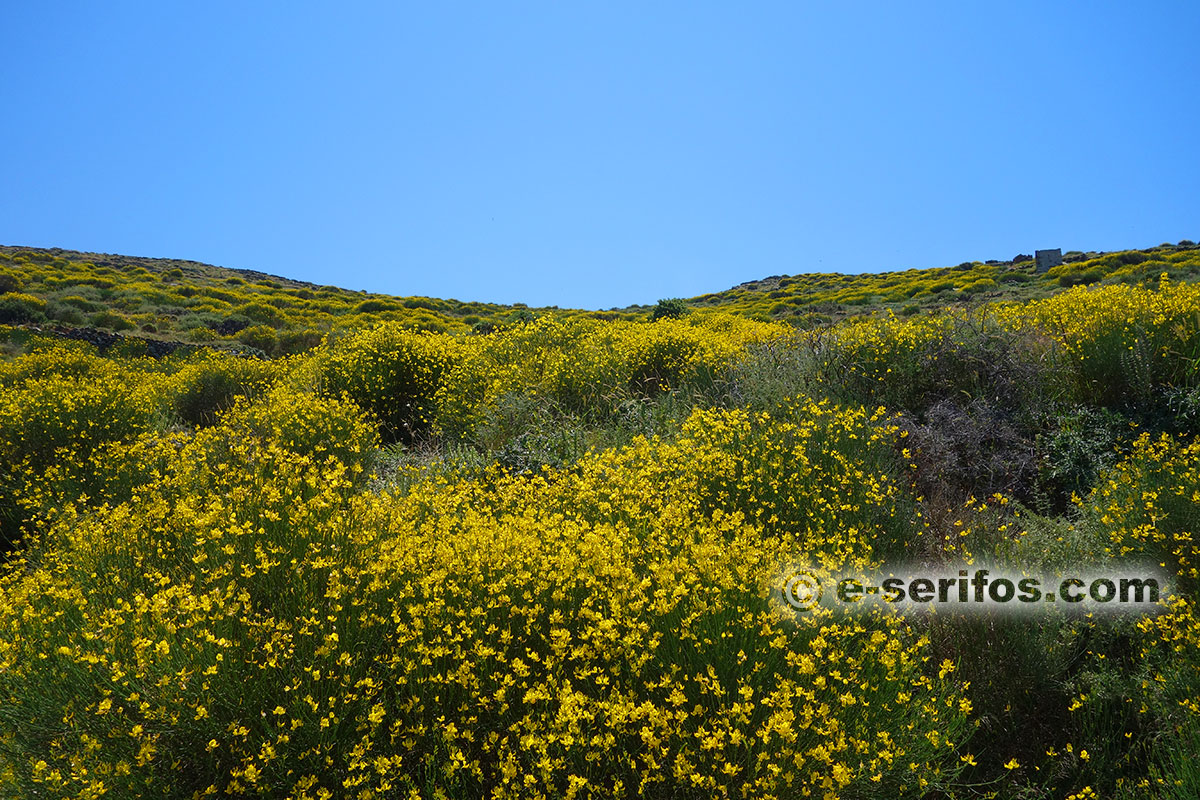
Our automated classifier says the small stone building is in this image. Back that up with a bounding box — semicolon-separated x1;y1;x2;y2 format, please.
1035;249;1063;273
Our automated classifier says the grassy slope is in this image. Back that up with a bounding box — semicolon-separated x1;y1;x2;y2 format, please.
2;238;1199;357
688;238;1200;323
0;245;638;356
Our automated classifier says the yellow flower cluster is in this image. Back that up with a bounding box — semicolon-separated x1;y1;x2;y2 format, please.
309;322;466;442
306;314;786;443
0;388;969;798
1000;276;1200;402
1083;433;1200;724
437;315;783;438
0;348;167;542
815;313;953;384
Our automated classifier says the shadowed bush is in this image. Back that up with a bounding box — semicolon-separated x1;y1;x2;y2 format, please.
169;353;279;427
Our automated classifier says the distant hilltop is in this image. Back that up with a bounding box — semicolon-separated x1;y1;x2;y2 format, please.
0;239;1197;354
694;239;1198;324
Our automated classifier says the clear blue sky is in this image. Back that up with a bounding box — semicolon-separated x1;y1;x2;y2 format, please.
2;2;1197;309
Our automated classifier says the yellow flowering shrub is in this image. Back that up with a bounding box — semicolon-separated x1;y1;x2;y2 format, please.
1084;434;1200;720
1001;277;1200;405
0;397;969;799
0;360;167;548
538;315;779;411
434;317;595;439
805;311;1043;414
812;313;953;407
437;314;784;439
191;387;379;481
1028;432;1200;798
310;323;465;443
1089;433;1200;597
0;338;114;388
0;291;48;323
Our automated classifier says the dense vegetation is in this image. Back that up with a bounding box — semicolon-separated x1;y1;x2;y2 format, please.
692;240;1200;324
5;240;1199;353
0;240;1198;798
0;246;638;356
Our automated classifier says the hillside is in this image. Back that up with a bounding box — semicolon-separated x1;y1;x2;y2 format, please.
1;240;1200;798
690;238;1200;322
0;245;638;357
2;240;1199;358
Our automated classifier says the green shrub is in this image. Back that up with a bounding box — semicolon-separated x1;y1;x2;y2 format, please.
45;303;85;325
90;310;135;331
170;354;279;427
1060;271;1103;288
237;324;278;354
0;272;23;295
355;299;397;313
0;293;47;324
178;311;223;331
962;278;998;294
1035;405;1128;510
274;328;324;355
649;297;689;320
58;294;99;311
233;302;284;327
402;297;439;311
1115;251;1149;267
